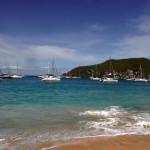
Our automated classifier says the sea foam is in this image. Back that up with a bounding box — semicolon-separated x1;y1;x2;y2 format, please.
78;106;150;135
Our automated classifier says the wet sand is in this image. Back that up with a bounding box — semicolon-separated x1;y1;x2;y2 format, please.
6;134;150;150
45;135;150;150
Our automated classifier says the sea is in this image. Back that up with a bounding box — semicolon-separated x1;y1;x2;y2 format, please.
0;77;150;149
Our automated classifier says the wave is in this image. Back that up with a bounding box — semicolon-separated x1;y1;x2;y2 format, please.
79;106;128;117
1;106;150;150
78;106;150;135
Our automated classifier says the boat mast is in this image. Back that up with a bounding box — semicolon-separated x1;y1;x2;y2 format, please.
5;57;12;75
48;60;50;74
139;64;142;78
51;56;58;76
109;58;113;75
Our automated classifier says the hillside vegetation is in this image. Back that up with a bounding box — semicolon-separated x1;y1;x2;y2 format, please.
65;58;150;78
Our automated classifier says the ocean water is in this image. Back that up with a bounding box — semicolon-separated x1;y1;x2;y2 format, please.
0;77;150;149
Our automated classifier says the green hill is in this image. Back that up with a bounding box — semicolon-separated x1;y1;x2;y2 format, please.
65;58;150;78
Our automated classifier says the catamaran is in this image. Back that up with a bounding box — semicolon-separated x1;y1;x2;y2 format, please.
101;59;118;83
41;57;61;81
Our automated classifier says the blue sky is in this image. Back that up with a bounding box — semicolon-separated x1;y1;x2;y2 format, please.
0;0;150;74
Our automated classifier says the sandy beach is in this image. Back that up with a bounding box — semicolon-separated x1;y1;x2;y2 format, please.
5;134;149;150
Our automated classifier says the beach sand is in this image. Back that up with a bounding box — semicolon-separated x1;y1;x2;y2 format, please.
6;134;150;150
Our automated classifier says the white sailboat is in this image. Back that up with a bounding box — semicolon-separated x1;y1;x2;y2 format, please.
42;57;61;81
90;65;102;81
11;74;23;78
102;59;118;83
42;74;61;81
134;65;148;82
11;63;23;78
2;58;13;78
90;77;102;80
102;76;118;83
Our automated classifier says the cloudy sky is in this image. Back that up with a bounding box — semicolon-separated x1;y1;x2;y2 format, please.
0;0;150;74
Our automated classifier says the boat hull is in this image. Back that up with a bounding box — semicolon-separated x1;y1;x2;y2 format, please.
134;78;148;82
42;76;61;81
102;78;118;83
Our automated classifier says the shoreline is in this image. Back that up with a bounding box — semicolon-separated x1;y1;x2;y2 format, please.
6;134;150;150
41;134;150;150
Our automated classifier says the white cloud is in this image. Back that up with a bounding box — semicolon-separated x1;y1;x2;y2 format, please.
25;45;97;67
0;34;98;72
114;34;150;59
111;14;150;59
89;24;107;31
135;15;150;33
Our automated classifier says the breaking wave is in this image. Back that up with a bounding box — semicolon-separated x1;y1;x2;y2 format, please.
78;106;150;135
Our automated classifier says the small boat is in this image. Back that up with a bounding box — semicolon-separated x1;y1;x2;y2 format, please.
134;65;148;82
134;78;148;82
90;76;102;81
102;76;118;83
126;78;135;81
1;74;12;79
11;74;23;78
62;75;71;78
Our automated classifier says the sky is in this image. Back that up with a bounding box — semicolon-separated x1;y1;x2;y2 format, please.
0;0;150;75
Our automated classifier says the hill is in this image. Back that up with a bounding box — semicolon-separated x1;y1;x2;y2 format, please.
64;58;150;78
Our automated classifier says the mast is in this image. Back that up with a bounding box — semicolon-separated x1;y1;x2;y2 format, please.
139;64;142;78
109;58;113;75
0;68;2;75
5;57;12;75
51;56;58;76
48;60;50;74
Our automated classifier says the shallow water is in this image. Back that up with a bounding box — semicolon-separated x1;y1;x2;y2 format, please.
0;77;150;149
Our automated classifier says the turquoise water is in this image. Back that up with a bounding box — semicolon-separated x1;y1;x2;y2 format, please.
0;77;150;148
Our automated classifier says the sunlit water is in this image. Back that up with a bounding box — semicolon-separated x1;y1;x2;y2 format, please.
0;77;150;148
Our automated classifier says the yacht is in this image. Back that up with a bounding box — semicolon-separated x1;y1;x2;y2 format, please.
42;74;61;81
41;57;61;82
102;74;118;83
11;63;23;78
134;65;148;82
90;77;102;81
90;65;102;81
134;78;148;82
101;59;118;83
11;74;23;78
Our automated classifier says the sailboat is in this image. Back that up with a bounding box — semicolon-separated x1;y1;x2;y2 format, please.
102;59;118;83
11;63;23;78
89;65;102;81
134;65;148;82
2;59;13;78
90;70;101;81
41;57;61;81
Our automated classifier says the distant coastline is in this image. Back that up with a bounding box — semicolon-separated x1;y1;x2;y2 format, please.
64;57;150;79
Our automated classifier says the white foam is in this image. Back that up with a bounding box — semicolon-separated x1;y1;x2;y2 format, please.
0;138;5;142
79;106;128;118
78;106;150;136
79;110;108;117
134;121;150;128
